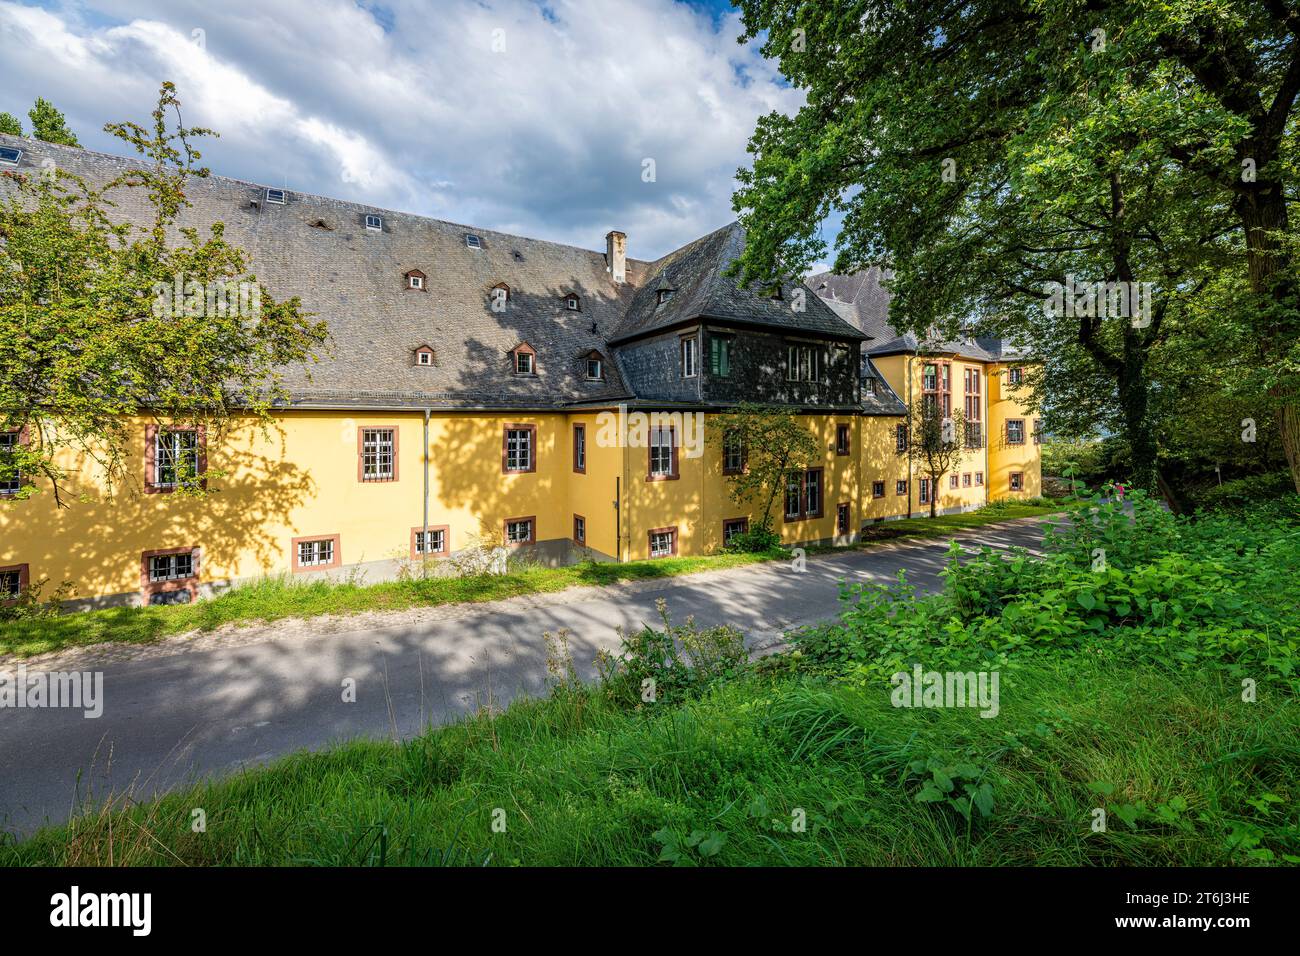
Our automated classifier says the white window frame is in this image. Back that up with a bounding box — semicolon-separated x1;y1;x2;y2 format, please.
566;295;580;311
365;214;383;231
155;429;200;488
649;427;674;478
149;552;195;583
506;519;533;544
0;431;20;494
649;529;675;558
681;337;698;378
360;428;395;481
586;357;603;380
265;188;286;205
414;528;446;555
298;539;334;567
505;429;533;472
515;351;534;375
0;147;21;166
417;350;433;366
465;234;482;249
408;274;423;290
1;569;23;598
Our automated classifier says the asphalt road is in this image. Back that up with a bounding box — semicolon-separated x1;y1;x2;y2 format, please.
0;518;1049;838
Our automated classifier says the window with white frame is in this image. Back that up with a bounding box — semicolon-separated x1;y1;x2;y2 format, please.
506;518;533;544
414;528;446;555
149;552;194;582
298;538;334;567
155;429;200;487
407;273;424;290
360;428;396;481
896;479;908;496
1008;367;1023;386
723;518;748;544
975;472;984;486
566;294;581;311
0;430;20;494
1010;471;1024;491
681;337;698;378
950;474;959;489
784;468;822;519
586;357;603;380
365;214;383;231
1006;419;1025;445
573;515;585;543
895;423;908;453
872;480;885;498
515;350;534;374
786;343;821;382
505;428;533;472
265;188;286;204
649;528;675;557
649;427;675;478
963;473;972;487
919;477;931;504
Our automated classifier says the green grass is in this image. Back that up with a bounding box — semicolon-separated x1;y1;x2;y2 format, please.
0;503;1060;659
7;657;1296;866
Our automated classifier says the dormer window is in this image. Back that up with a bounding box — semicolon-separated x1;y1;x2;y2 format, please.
365;214;383;231
465;234;482;249
413;346;436;367
657;289;674;305
566;294;581;312
585;353;604;380
511;343;537;375
490;283;510;311
265;188;287;205
405;269;426;290
0;147;21;166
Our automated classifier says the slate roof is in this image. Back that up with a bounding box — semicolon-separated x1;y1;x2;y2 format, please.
0;133;876;412
809;267;1031;362
612;222;868;344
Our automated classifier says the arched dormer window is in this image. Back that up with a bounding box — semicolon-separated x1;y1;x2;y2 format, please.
511;342;537;375
405;269;426;291
565;293;581;312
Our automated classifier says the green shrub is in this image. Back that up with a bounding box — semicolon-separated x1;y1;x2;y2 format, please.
721;525;783;553
596;599;749;709
1195;472;1296;513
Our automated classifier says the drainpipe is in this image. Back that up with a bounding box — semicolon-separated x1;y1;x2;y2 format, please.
906;354;914;519
422;407;431;579
983;371;990;506
614;476;621;564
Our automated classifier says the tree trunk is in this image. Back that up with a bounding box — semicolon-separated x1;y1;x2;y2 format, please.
1236;179;1300;493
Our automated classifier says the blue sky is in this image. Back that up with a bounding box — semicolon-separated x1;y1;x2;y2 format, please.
0;0;837;263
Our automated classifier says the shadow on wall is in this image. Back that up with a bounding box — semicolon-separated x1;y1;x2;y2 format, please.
12;419;315;604
430;279;627;551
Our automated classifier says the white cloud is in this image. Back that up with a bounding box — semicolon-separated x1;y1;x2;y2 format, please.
0;0;802;259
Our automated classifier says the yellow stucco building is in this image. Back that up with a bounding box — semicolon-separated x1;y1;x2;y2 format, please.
0;136;1039;608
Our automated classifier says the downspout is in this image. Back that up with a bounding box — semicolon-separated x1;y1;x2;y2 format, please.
907;354;914;519
422;407;431;579
983;370;990;506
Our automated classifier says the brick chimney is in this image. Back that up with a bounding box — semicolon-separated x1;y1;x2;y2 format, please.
605;230;626;284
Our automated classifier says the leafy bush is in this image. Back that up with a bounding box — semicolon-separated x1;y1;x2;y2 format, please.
596;598;748;709
0;578;75;622
721;525;782;553
1194;472;1296;513
795;490;1300;690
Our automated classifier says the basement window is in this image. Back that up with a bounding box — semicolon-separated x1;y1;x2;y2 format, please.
148;551;194;582
365;214;383;231
297;538;334;567
265;188;287;205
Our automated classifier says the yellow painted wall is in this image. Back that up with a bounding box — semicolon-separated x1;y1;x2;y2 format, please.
1;392;1042;603
987;366;1043;499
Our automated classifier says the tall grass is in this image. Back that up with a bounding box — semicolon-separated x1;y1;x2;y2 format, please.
7;658;1296;866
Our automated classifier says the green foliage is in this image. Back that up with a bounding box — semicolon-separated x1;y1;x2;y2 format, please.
0;83;328;504
0;577;75;623
721;524;782;553
1195;472;1296;514
596;598;749;710
797;490;1300;690
0;112;22;136
27;97;79;147
713;402;819;532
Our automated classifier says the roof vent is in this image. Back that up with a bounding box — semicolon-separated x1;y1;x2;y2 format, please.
465;234;482;249
309;218;333;230
0;146;21;165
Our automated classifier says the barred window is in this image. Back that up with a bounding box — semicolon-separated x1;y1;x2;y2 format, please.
723;518;748;543
414;529;446;555
896;479;908;496
361;428;395;481
649;529;675;557
149;552;194;582
1006;419;1025;445
506;518;533;544
0;569;21;599
298;538;334;567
